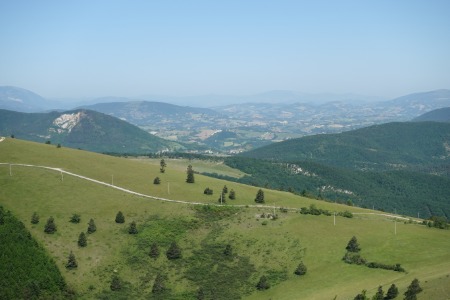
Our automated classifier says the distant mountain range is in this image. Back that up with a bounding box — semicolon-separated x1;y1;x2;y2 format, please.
0;109;188;154
1;86;450;153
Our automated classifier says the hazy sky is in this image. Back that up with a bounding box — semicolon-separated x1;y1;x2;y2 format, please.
1;0;449;99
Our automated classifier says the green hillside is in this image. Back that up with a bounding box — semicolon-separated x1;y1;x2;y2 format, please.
1;138;449;299
240;122;450;172
0;109;187;154
413;107;450;123
221;157;450;218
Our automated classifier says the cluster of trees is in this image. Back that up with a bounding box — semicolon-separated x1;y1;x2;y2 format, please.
353;278;422;300
343;237;405;273
422;216;449;229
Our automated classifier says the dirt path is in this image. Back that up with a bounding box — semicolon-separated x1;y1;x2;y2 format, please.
1;162;415;221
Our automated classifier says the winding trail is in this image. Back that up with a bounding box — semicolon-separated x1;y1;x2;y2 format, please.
0;162;414;221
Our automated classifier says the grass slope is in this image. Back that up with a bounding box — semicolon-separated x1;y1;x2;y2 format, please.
1;138;449;299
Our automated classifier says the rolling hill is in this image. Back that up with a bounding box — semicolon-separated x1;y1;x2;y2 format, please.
0;86;50;112
0;109;187;154
0;138;449;299
413;107;450;123
225;122;450;218
240;121;450;172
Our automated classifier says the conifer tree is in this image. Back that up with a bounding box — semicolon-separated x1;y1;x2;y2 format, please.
166;241;182;259
223;244;233;256
404;278;422;300
372;286;383;300
346;236;361;253
256;275;270;290
228;189;236;200
222;185;228;194
153;177;161;184
70;214;81;223
294;261;307;276
160;158;166;173
128;221;138;234
66;251;78;269
255;189;265;203
186;165;195;183
87;218;97;234
385;284;398;299
78;232;87;247
152;273;165;293
353;290;367;300
110;275;122;291
44;216;57;234
31;212;39;224
149;242;160;259
115;211;125;223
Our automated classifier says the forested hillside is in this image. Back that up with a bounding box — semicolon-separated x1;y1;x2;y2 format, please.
413;107;450;123
0;109;187;154
0;206;69;299
220;157;450;218
240;122;450;172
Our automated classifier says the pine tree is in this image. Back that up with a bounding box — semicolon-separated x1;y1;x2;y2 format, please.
87;218;97;234
110;275;122;291
153;177;161;184
115;211;125;223
31;212;39;224
128;221;138;234
353;290;368;300
228;189;236;200
44;216;57;234
372;286;383;300
152;273;165;293
385;284;398;299
78;232;87;247
222;185;228;194
404;278;422;300
256;275;270;290
346;236;361;253
294;261;307;276
255;189;265;203
160;158;166;173
223;244;233;256
166;241;182;259
149;242;160;259
66;251;78;269
186;165;195;183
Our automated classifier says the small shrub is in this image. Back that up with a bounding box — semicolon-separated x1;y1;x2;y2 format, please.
70;214;81;224
203;187;213;195
128;221;138;234
153;177;161;184
31;212;39;224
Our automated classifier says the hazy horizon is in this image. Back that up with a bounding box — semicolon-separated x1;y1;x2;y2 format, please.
1;1;450;102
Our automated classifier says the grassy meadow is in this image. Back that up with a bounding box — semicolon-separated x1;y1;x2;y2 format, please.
0;138;449;299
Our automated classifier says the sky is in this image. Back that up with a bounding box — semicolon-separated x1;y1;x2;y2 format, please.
0;0;449;100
